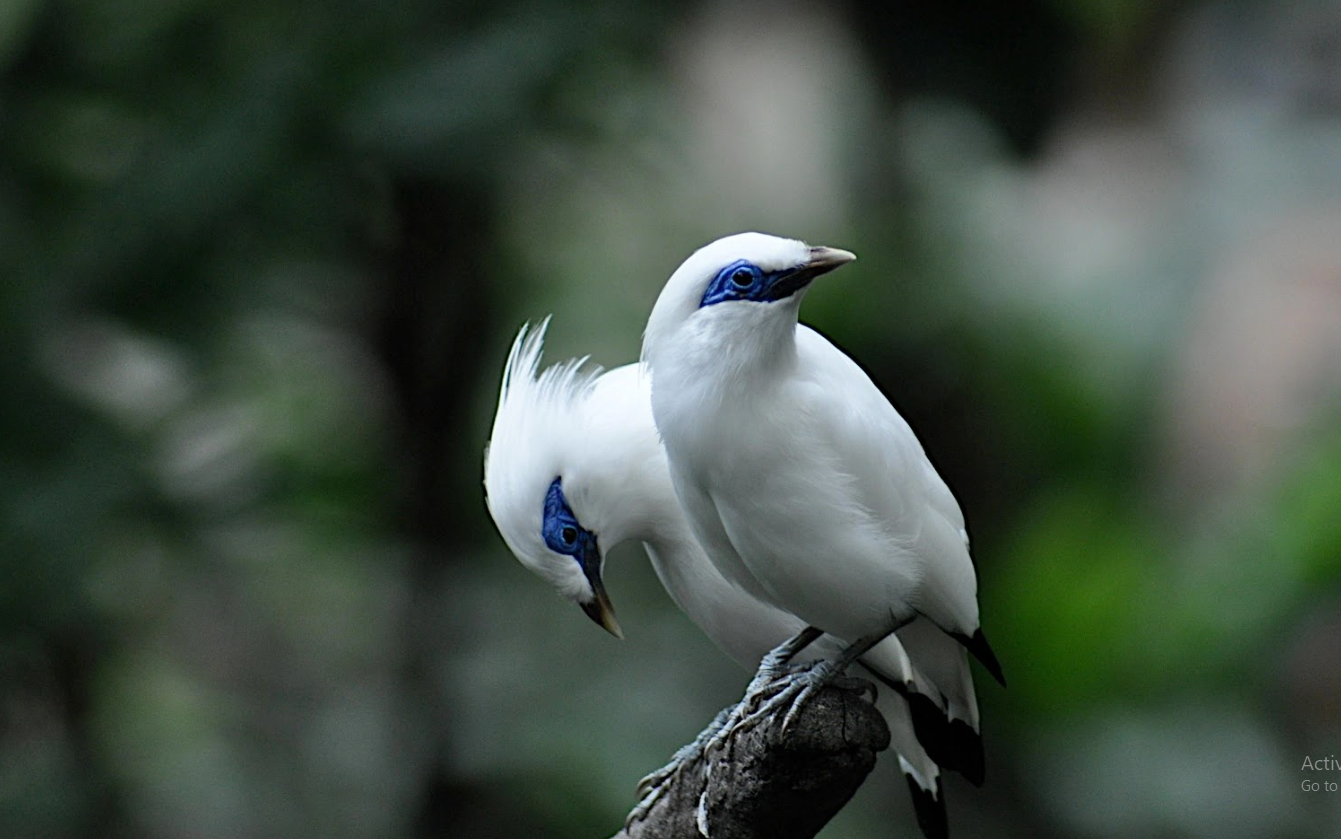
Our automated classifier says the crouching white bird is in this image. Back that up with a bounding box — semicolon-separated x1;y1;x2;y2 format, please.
641;232;1005;730
483;320;984;839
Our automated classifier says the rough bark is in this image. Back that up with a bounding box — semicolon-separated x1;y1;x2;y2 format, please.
613;677;890;839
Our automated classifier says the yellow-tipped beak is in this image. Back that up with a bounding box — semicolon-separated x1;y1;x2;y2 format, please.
580;582;624;639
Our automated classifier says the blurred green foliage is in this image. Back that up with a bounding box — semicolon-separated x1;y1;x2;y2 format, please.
4;0;1341;838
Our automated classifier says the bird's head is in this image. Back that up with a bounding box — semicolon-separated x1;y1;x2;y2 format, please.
642;232;855;368
484;320;662;639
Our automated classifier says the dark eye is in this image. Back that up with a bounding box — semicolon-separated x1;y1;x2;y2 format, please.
560;525;578;545
731;268;753;288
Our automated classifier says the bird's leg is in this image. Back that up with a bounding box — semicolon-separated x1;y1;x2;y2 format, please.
625;703;736;827
632;628;827;829
687;628;823;838
699;627;824;758
764;630;890;734
686;627;820;771
737;626;824;710
693;628;869;837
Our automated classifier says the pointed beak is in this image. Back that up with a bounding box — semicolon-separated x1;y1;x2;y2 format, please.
580;579;624;639
807;245;857;273
765;245;857;301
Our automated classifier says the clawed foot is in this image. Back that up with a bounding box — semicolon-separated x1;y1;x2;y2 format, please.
776;661;838;732
624;763;676;828
702;659;832;757
695;666;874;838
625;747;698;827
785;669;880;729
709;664;880;755
625;705;736;829
625;663;823;833
633;760;677;803
626;627;886;834
625;661;819;834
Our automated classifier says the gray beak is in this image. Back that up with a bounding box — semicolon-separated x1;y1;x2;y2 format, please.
806;245;857;273
766;245;857;300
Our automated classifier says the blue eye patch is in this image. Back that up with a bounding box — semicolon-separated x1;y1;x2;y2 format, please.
699;260;810;308
543;477;596;560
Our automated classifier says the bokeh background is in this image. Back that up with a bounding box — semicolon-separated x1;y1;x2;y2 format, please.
4;0;1341;836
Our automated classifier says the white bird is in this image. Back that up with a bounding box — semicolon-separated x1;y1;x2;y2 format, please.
483;320;984;839
641;232;1004;728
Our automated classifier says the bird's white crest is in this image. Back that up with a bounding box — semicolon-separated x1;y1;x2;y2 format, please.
483;319;603;603
484;320;672;606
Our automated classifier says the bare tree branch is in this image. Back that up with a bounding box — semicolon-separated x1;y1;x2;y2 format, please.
613;678;890;839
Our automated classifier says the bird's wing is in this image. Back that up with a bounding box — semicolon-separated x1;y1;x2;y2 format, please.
796;327;965;531
793;326;980;636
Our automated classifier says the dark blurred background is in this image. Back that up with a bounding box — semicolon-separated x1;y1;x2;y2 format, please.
3;0;1341;836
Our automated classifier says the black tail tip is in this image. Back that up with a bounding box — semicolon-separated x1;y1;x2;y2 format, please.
905;692;985;786
904;774;948;839
947;718;985;786
956;629;1006;687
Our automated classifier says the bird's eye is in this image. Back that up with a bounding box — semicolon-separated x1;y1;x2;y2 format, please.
560;525;578;545
731;268;754;288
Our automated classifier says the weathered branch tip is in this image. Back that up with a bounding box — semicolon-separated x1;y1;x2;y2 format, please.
612;677;890;839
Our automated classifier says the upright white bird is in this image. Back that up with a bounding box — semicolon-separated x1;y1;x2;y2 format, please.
641;233;1004;723
483;320;984;839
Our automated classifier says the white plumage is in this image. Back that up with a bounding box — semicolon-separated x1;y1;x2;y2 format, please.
642;232;1004;697
483;321;983;838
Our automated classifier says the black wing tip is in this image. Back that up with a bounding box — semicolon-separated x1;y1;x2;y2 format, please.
956;629;1006;687
856;661;904;695
904;774;949;839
